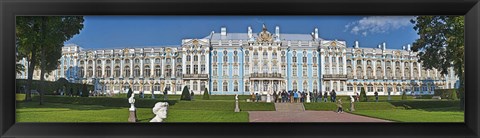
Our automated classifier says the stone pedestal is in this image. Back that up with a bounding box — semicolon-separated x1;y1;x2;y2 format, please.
128;110;137;122
234;100;240;112
350;103;355;112
266;94;271;103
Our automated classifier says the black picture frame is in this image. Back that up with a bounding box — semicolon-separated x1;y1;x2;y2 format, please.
1;0;479;137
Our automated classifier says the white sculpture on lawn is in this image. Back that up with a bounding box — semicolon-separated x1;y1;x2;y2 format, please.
128;93;136;111
150;102;169;122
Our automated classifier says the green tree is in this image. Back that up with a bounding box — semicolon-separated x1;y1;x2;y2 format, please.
203;88;210;100
411;16;464;109
82;83;89;97
360;88;367;102
181;86;191;101
16;16;84;104
451;89;458;100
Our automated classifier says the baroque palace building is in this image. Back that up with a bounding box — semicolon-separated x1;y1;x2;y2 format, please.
16;25;459;95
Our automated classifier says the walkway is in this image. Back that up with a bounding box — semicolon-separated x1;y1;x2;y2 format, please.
248;103;390;122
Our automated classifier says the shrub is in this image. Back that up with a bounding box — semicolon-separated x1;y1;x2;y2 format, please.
32;96;176;108
81;83;89;97
401;90;407;101
180;86;191;101
450;89;458;100
203;88;210;100
434;89;457;99
360;88;367;102
127;87;133;98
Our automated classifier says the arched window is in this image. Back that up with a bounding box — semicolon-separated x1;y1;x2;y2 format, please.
114;66;120;77
367;67;373;77
347;84;353;91
357;84;363;92
144;66;150;77
356;66;363;77
193;55;198;61
377;84;383;92
245;81;250;92
367;84;374;92
87;66;93;77
176;65;182;77
134;66;140;77
376;67;382;77
96;66;102;77
155;65;161;77
186;65;191;74
386;67;392;78
106;66;111;77
213;81;218;91
303;81;308;92
293;81;298;91
263;51;268;59
234;81;239;92
124;66;130;77
193;81;198;91
223;81;228;91
396;67;401;77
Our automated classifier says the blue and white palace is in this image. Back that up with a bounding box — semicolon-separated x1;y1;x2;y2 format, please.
17;25;459;96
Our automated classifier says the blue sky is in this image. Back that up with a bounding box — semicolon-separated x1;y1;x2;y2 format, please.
65;16;419;50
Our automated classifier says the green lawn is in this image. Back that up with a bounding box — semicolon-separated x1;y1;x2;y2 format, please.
304;100;464;122
350;107;464;122
16;95;271;122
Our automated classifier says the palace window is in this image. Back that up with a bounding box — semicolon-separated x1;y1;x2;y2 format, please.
144;59;149;64
166;58;171;64
367;84;374;92
213;82;218;91
357;60;362;65
313;57;317;64
234;81;238;92
186;55;191;61
154;83;161;91
144;66;150;77
177;58;181;63
325;56;329;64
186;65;191;74
263;81;269;91
201;65;206;74
253;65;259;73
124;66;130;77
176;65;182;77
194;65;198;74
194;55;198;61
303;81;308;92
155;65;161;77
347;60;352;65
233;66;239;76
223;66;227;76
254;51;258;58
332;57;336;64
96;66;102;77
347;84;353;91
234;56;238;63
272;65;278;74
377;85;383;92
333;82;337;91
340;82;344;91
313;66;317;76
293;81;298;91
272;51;277;59
376;67;382;77
422;85;428;92
281;55;286;62
105;66;111;77
303;66;307;77
223;55;228;63
292;66;297;76
245;81;250;92
213;56;217;63
135;59;140;64
165;65;171;77
97;60;102;64
245;65;249;74
339;57;343;64
106;60;111;64
282;65;286;75
357;84;363;92
262;63;268;73
313;81;318;92
155;58;160;64
200;81;205;92
134;66;140;77
223;82;228;91
302;56;307;64
324;81;330;92
245;55;249;62
292;56;297;63
254;81;259;91
201;55;205;62
263;51;268;59
193;81;198;91
114;66;120;77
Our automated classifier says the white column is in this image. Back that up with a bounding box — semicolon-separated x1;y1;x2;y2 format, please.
140;58;144;77
392;61;396;78
172;57;176;78
130;59;133;78
92;60;96;78
353;58;357;79
120;59;124;77
161;58;165;77
410;62;413;79
372;60;377;78
84;61;87;78
363;59;367;77
417;63;421;79
151;58;154;78
335;56;339;74
401;62;405;79
382;60;386;79
343;54;347;75
110;60;114;78
102;60;105;78
329;55;332;74
320;54;325;76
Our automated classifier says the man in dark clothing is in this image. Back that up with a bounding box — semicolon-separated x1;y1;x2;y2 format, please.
273;91;278;103
318;91;323;102
332;90;337;102
374;91;379;102
324;91;328;102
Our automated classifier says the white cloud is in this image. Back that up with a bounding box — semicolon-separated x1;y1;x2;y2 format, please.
345;16;414;36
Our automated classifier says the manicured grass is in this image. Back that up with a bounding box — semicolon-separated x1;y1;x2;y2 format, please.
17;96;273;122
350;107;464;122
16;94;26;102
304;102;403;111
164;110;248;122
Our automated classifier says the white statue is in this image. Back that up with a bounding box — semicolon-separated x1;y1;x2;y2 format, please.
350;95;355;103
248;26;253;39
306;92;311;103
150;102;169;122
235;94;239;100
128;93;136;111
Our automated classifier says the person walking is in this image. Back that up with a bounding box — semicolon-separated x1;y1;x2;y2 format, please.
324;91;328;102
277;91;282;103
332;90;337;102
273;91;278;103
251;92;256;102
374;91;379;102
318;91;323;102
336;98;344;113
293;91;298;103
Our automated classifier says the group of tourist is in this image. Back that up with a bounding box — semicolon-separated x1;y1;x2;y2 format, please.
250;90;340;103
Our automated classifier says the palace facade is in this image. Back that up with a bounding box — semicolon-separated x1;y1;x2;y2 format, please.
16;25;459;95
